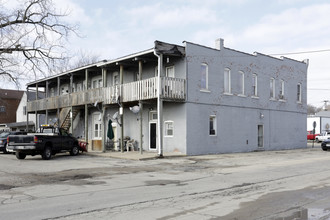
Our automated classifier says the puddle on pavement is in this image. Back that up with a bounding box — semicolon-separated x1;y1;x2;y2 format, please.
308;208;330;220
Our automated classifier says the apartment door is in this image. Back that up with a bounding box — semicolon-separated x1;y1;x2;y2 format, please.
149;122;157;150
258;125;264;148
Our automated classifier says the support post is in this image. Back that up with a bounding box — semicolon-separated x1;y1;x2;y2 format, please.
70;106;73;134
101;105;106;152
85;104;88;148
156;54;163;157
120;65;124;153
139;60;143;154
26;87;29;131
45;110;48;125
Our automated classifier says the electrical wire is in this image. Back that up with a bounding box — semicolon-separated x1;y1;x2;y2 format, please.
269;49;330;56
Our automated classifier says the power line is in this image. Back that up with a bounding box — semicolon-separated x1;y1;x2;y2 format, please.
269;49;330;56
308;88;330;91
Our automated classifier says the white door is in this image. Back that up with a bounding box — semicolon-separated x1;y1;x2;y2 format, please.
93;113;102;140
258;125;264;148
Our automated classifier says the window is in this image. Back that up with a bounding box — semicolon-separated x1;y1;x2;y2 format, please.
201;63;208;90
23;106;26;115
279;80;285;99
149;111;157;121
239;71;244;95
209;115;217;136
92;78;102;89
252;74;258;96
0;106;5;113
164;121;174;137
166;66;175;78
270;78;275;99
297;83;302;102
224;68;231;94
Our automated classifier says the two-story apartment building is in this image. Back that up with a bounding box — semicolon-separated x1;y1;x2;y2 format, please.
25;39;308;155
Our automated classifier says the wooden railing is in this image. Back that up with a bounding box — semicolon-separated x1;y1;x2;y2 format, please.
27;77;185;112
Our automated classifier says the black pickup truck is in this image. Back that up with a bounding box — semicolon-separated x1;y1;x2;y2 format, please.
7;125;81;160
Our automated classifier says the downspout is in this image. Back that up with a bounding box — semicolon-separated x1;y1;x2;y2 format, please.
153;48;163;157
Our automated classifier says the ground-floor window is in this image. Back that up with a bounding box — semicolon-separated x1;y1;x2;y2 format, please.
164;121;174;137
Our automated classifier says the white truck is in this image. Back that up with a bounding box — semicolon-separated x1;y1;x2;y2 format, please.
315;131;330;143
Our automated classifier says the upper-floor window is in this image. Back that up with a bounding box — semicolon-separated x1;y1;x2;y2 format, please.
166;66;175;78
201;63;208;91
297;83;302;102
270;78;275;99
0;106;6;113
23;106;26;115
252;74;258;97
279;80;285;99
164;121;174;137
224;68;231;94
209;115;217;136
92;78;102;89
239;71;244;95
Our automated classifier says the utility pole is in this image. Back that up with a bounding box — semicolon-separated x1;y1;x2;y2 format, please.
323;100;329;111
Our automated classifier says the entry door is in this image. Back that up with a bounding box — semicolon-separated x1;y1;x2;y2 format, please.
258;125;264;148
149;122;157;150
93;113;102;140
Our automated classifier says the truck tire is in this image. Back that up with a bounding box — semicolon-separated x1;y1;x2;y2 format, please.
42;146;52;160
70;145;79;156
3;144;8;154
16;152;26;160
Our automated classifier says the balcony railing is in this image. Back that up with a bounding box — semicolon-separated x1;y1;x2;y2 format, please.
27;77;186;112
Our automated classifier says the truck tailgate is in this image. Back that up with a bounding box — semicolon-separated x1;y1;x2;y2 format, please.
8;135;34;145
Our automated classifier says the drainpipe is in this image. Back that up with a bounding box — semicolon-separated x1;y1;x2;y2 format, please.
153;48;163;158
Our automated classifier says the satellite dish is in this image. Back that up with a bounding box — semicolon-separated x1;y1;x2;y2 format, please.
129;105;140;114
113;112;119;120
94;101;98;107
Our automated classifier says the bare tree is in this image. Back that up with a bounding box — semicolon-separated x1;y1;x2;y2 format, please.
48;49;101;75
0;0;78;89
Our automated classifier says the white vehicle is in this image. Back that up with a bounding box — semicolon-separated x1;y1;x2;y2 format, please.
315;131;330;143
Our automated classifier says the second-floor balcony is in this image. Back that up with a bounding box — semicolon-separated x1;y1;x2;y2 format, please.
27;77;186;112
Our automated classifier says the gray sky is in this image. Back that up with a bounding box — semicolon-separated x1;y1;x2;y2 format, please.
5;0;330;107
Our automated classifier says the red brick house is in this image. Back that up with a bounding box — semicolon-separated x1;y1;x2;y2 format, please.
0;89;24;124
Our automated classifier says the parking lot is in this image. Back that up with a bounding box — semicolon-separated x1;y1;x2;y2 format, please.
1;145;330;219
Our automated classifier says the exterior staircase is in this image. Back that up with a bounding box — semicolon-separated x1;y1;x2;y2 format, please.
56;107;79;131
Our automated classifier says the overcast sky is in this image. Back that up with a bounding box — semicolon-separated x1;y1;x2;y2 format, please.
5;0;330;107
